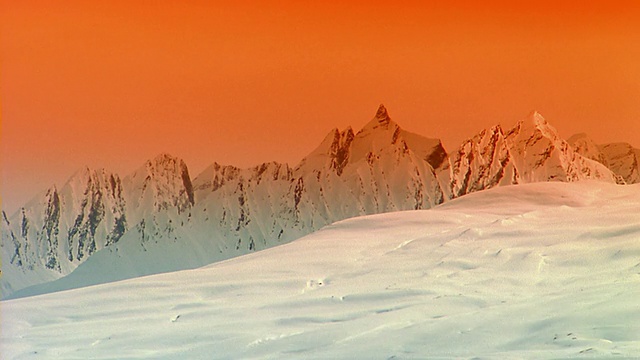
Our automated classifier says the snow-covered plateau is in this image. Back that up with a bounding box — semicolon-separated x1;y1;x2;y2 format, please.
3;181;639;359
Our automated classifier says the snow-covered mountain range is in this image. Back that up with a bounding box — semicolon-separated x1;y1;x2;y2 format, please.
2;105;637;298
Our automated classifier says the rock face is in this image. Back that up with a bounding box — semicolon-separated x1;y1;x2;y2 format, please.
569;133;640;184
124;154;195;216
568;133;609;166
1;106;627;298
443;111;621;199
442;125;518;199
1;168;128;296
600;143;640;184
503;112;619;183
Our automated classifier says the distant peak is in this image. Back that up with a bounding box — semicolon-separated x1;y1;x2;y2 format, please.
65;166;100;186
507;110;561;141
375;104;390;124
154;153;177;162
567;133;589;143
356;104;399;136
149;153;188;169
510;110;550;134
527;110;546;125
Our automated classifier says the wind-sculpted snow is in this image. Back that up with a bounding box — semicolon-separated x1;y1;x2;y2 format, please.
2;182;639;359
0;106;630;298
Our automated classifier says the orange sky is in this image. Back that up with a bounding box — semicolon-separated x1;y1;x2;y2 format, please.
3;1;640;214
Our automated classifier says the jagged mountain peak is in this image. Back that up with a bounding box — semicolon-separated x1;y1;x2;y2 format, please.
506;110;559;143
296;126;355;175
598;142;640;184
58;167;125;218
501;111;620;183
249;161;292;181
444;123;518;199
567;133;608;165
568;133;589;142
137;153;190;180
318;127;355;152
193;160;293;197
358;103;398;134
512;110;546;128
341;125;354;135
529;111;557;138
528;110;546;123
65;166;118;187
125;153;194;214
300;105;445;171
147;153;187;169
192;162;242;193
375;103;390;121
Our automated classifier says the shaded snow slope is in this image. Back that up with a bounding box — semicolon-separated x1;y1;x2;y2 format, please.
3;181;639;359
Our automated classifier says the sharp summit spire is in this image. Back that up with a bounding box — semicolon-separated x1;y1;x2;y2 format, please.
375;103;390;124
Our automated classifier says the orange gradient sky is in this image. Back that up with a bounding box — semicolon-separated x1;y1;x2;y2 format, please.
3;1;640;214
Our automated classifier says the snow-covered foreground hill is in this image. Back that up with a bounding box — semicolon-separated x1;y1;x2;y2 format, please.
2;182;640;359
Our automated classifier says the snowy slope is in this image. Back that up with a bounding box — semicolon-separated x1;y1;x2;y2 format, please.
2;181;639;359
